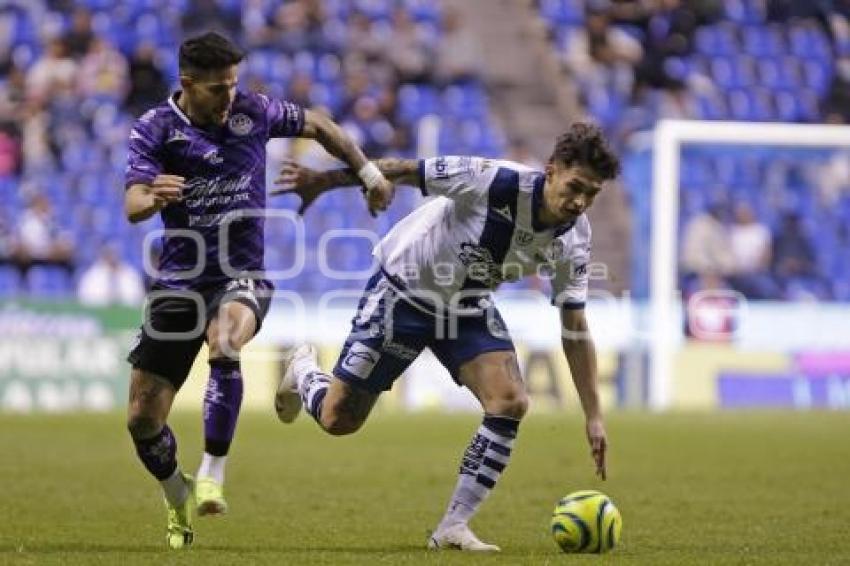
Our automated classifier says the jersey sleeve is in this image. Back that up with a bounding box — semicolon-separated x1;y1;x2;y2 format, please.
265;95;306;138
125;110;165;189
550;221;592;309
417;156;493;203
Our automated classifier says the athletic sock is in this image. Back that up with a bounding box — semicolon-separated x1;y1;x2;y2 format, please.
203;358;243;458
133;424;188;506
438;415;520;529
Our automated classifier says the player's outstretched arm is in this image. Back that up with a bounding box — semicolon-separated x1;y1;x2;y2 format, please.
125;175;185;223
300;109;395;215
272;158;418;215
560;307;608;480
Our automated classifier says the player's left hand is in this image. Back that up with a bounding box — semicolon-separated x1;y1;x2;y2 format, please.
271;160;324;215
365;177;395;217
586;416;608;480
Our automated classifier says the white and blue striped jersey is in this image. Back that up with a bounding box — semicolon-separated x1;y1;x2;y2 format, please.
373;156;591;315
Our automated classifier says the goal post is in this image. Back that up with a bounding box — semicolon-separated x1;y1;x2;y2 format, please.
649;120;850;411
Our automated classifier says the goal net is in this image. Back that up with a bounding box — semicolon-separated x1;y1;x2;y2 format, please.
647;120;850;410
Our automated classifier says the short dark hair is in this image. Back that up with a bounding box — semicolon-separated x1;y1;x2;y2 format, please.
549;122;620;180
179;32;244;75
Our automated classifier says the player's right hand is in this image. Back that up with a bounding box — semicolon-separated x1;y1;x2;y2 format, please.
586;415;608;480
150;174;185;208
366;177;395;217
271;160;324;215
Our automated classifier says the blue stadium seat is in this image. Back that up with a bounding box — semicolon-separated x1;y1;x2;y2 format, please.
0;266;21;298
695;25;738;56
353;0;394;20
26;266;72;298
802;60;832;95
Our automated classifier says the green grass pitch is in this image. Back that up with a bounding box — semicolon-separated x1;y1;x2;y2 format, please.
1;411;849;565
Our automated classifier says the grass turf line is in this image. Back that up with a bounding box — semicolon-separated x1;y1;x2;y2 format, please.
0;411;848;565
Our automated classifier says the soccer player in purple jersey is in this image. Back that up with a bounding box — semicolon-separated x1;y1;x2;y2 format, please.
123;32;394;549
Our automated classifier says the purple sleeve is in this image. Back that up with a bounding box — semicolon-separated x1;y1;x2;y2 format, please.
266;97;306;138
125;110;164;189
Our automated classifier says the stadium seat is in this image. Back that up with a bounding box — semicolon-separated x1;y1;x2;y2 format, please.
25;266;72;298
0;266;21;298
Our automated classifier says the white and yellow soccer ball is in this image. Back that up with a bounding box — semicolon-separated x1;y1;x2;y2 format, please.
551;490;622;553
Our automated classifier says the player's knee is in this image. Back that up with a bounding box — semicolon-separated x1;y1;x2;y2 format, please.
126;414;163;440
489;390;529;420
208;336;243;360
321;412;364;436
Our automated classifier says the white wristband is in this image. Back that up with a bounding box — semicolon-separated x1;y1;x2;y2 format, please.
357;162;384;190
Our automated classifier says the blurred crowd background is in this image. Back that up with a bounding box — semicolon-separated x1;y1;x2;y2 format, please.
0;0;848;305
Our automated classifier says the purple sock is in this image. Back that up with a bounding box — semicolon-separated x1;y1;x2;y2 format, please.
133;424;178;481
204;358;243;457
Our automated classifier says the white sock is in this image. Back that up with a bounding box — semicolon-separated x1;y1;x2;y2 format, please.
438;415;519;530
293;350;321;383
161;468;190;507
197;453;226;484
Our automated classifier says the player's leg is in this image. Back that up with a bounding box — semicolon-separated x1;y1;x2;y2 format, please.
429;311;525;552
126;292;206;549
277;272;423;434
281;346;379;434
127;369;184;502
196;282;271;515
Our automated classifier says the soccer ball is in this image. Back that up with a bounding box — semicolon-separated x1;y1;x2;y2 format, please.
551;490;622;553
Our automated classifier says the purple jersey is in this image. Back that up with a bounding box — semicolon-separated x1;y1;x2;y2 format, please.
125;91;305;289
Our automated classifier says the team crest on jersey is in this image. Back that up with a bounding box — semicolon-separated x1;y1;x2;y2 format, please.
228;113;253;136
514;230;533;246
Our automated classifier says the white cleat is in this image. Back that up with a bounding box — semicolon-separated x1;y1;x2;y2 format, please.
275;344;315;423
427;523;501;552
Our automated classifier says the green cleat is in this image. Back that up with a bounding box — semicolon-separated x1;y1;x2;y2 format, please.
196;477;228;517
165;473;195;550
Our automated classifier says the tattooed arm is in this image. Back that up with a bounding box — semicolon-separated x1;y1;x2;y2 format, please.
300;109;394;214
272;158;419;215
561;307;607;480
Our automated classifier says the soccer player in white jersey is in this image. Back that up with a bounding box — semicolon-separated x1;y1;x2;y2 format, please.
274;122;619;551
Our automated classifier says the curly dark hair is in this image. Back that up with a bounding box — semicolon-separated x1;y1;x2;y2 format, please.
179;32;244;75
549;122;620;180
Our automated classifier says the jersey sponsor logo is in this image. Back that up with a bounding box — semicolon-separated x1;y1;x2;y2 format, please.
493;204;513;222
228;113;253;136
167;130;190;144
458;242;503;287
514;229;533;246
342;341;380;379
